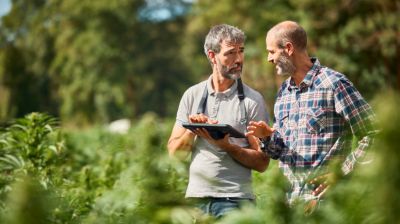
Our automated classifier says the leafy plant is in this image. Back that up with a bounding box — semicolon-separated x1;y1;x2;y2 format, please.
0;89;399;224
0;113;64;206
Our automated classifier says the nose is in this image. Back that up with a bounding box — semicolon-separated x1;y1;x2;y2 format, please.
267;53;273;63
235;51;244;63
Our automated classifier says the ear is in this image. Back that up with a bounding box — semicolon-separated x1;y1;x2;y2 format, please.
208;50;216;64
285;42;295;56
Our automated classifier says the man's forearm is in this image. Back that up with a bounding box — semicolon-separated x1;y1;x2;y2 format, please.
223;144;269;172
342;131;376;175
167;130;195;156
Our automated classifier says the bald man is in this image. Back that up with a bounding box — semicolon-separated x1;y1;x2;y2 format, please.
247;21;377;207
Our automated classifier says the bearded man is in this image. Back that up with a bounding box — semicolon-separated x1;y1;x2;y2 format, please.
168;24;269;218
247;21;377;210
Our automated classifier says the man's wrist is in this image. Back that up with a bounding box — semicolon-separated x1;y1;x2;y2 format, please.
260;136;271;142
259;136;271;150
184;129;196;141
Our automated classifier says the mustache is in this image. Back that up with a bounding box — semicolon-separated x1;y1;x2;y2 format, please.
228;63;242;71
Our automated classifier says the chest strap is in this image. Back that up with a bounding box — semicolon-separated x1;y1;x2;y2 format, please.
197;78;247;125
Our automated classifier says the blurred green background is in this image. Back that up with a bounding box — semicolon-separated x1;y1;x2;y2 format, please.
1;0;398;125
0;0;399;223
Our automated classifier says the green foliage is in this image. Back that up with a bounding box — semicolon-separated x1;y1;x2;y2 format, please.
0;0;58;119
301;0;400;98
0;1;399;221
0;90;399;223
1;112;191;223
1;0;398;124
0;113;64;206
0;0;194;124
81;113;191;223
371;90;400;224
2;176;57;224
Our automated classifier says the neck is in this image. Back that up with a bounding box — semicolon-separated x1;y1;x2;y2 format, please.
291;54;313;86
211;73;235;92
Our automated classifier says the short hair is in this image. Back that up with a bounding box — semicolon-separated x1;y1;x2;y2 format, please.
268;21;307;51
204;24;246;61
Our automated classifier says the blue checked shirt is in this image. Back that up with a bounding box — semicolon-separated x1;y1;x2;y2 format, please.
265;58;376;203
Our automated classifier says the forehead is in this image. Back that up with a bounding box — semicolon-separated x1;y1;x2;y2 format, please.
266;33;278;50
220;39;244;50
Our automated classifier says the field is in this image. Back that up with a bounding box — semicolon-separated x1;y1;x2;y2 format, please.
0;91;399;224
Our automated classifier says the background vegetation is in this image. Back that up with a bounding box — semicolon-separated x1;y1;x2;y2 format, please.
0;0;399;223
1;0;398;124
0;92;399;223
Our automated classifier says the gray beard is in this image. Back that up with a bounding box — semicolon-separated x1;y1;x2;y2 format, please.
218;62;242;80
222;71;241;80
276;54;295;76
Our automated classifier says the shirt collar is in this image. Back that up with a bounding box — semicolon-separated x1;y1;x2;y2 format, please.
288;57;320;91
207;75;238;97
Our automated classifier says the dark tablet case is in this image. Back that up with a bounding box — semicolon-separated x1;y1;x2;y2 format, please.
182;123;245;139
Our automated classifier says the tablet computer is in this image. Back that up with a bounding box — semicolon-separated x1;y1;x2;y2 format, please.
182;122;246;139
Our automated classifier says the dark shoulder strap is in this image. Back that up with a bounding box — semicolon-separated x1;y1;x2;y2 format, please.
197;83;208;114
237;78;247;125
237;78;245;101
196;79;247;125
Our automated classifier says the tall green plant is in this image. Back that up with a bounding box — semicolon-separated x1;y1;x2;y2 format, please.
0;99;399;223
82;113;191;223
0;113;64;192
1;176;57;224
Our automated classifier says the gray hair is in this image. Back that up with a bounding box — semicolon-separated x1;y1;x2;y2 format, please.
204;24;246;62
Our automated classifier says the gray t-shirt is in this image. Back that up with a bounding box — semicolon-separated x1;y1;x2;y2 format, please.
176;76;268;199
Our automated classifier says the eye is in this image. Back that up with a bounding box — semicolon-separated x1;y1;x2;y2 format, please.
224;51;235;56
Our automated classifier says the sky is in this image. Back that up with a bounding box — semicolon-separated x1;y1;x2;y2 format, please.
0;0;191;21
0;0;11;18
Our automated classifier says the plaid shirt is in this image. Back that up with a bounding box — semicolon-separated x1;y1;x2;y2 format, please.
266;58;376;203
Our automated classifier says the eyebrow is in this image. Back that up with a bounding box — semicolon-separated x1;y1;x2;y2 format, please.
224;47;245;55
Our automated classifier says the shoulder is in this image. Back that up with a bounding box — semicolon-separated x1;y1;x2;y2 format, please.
182;79;207;98
242;83;265;103
315;66;353;89
242;82;269;120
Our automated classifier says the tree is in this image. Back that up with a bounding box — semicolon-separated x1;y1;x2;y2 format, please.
293;0;400;98
0;0;58;120
0;0;194;124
